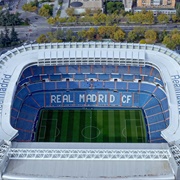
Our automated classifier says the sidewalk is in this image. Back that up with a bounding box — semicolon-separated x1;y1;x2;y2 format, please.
60;0;69;18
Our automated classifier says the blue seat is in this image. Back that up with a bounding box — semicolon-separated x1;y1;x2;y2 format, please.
116;82;127;90
152;68;161;78
161;98;168;111
22;67;32;78
16;119;34;131
40;74;49;80
129;66;140;74
128;83;138;91
93;82;103;88
134;75;141;80
154;88;166;100
123;74;134;81
105;65;116;73
20;104;39;115
93;65;104;73
138;94;151;107
29;76;40;83
45;82;56;91
62;74;73;79
28;83;43;92
18;78;29;86
145;106;162;116
155;78;164;87
150;131;161;139
10;116;17;127
69;82;79;89
142;66;151;76
12;97;23;109
32;93;45;107
16;87;30;99
80;65;91;73
18;111;36;121
11;108;19;118
144;97;159;109
149;122;166;132
99;74;109;80
86;74;97;79
44;66;55;74
24;96;40;108
147;113;164;124
163;111;169;120
74;74;85;80
140;83;156;94
50;75;60;81
68;65;79;73
80;82;91;88
15;131;32;141
104;82;115;89
117;66;128;74
56;82;67;89
152;138;166;143
111;74;121;79
31;66;42;76
56;66;67;73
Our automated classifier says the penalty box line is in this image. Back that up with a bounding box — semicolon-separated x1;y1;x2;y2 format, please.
39;119;58;140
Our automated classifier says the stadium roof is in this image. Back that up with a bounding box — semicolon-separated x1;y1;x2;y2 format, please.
1;141;175;179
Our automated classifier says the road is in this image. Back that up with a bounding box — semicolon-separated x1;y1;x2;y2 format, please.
0;23;178;41
55;24;180;32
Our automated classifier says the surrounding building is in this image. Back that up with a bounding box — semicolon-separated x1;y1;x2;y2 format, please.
135;0;176;14
69;0;103;14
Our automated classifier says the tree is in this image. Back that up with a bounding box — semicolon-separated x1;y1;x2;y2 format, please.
171;14;179;22
143;11;154;24
105;14;114;25
10;26;19;46
0;31;5;48
86;27;96;40
4;26;11;47
97;26;108;38
47;17;56;25
132;27;146;40
144;29;157;43
112;29;125;41
65;30;73;41
67;16;77;23
176;3;180;18
36;34;48;43
163;36;176;49
127;30;137;42
39;5;52;18
157;14;169;24
22;2;37;12
85;8;91;16
77;30;87;41
66;8;74;16
58;17;67;24
157;30;167;42
139;39;146;44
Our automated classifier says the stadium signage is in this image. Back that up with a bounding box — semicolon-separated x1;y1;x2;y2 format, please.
171;75;180;113
0;74;11;115
50;92;132;106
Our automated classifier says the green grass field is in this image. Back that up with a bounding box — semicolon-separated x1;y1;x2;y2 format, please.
36;109;147;143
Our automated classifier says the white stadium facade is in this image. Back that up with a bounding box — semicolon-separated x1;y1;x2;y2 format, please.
0;42;180;179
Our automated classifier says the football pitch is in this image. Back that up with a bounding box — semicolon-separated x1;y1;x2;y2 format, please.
36;109;147;143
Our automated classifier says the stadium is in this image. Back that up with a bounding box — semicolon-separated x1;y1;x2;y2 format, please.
0;42;180;179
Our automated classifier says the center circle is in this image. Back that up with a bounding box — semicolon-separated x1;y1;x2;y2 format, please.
81;126;100;139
